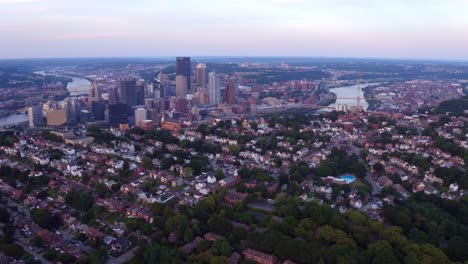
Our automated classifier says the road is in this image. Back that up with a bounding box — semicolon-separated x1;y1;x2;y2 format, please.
348;143;381;195
17;241;52;264
365;171;381;195
105;246;139;264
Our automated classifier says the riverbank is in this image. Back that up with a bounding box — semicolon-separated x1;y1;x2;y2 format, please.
362;84;387;111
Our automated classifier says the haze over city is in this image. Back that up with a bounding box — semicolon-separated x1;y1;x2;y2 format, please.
1;0;468;60
0;1;468;264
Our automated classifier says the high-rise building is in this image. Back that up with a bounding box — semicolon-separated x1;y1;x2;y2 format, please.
108;103;128;127
176;57;191;91
196;63;207;90
147;108;159;125
135;82;145;106
225;80;237;105
119;79;137;107
108;87;118;105
67;97;80;124
80;110;92;123
157;72;168;98
89;80;100;103
176;75;188;98
92;101;106;121
28;105;43;127
208;72;220;106
144;98;154;110
134;107;147;126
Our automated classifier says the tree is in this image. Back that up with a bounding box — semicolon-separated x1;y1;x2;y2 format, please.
3;223;15;243
65;189;94;211
0;244;24;259
367;241;399;264
214;241;231;257
166;214;188;237
446;236;468;261
183;228;194;243
250;122;258;131
142;156;153;170
372;163;384;172
208;214;232;236
215;169;225;181
32;209;59;229
0;207;9;222
94;183;109;198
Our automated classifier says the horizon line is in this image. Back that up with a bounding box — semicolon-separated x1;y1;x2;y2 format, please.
1;55;468;64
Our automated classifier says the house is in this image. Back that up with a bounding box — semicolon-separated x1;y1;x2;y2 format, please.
350;199;363;209
229;252;241;264
424;185;439;195
449;183;459;193
182;236;204;254
219;176;237;187
207;175;217;184
224;192;247;205
393;184;411;199
412;182;426;193
84;227;105;240
376;176;393;188
37;229;61;248
204;232;226;242
243;248;278;264
172;177;184;188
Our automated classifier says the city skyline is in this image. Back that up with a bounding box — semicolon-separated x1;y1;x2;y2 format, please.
1;0;468;60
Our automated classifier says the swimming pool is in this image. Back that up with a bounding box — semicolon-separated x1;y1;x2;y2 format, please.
340;175;356;184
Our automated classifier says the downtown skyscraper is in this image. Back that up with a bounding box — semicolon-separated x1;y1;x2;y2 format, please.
208;72;220;106
196;63;208;104
196;63;207;89
120;78;137;107
176;57;191;92
225;79;237;105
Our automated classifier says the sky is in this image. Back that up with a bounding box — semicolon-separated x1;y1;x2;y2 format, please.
1;0;468;60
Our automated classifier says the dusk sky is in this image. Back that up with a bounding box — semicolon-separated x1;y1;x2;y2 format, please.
1;0;468;60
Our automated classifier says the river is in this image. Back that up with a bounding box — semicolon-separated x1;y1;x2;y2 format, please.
0;71;91;127
34;71;91;96
0;113;29;127
327;83;379;111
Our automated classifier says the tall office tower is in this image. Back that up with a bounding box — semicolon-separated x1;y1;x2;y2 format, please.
176;75;188;98
176;57;191;91
136;83;145;106
134;107;147;125
108;87;118;105
225;80;237;105
157;72;170;98
198;89;209;105
80;110;92;123
89;80;100;103
91;101;106;121
120;78;137;107
208;72;220;106
147;108;159;125
146;83;154;95
108;103;129;127
157;71;164;82
28;105;43;127
67;97;80;123
196;63;207;90
144;98;154;110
